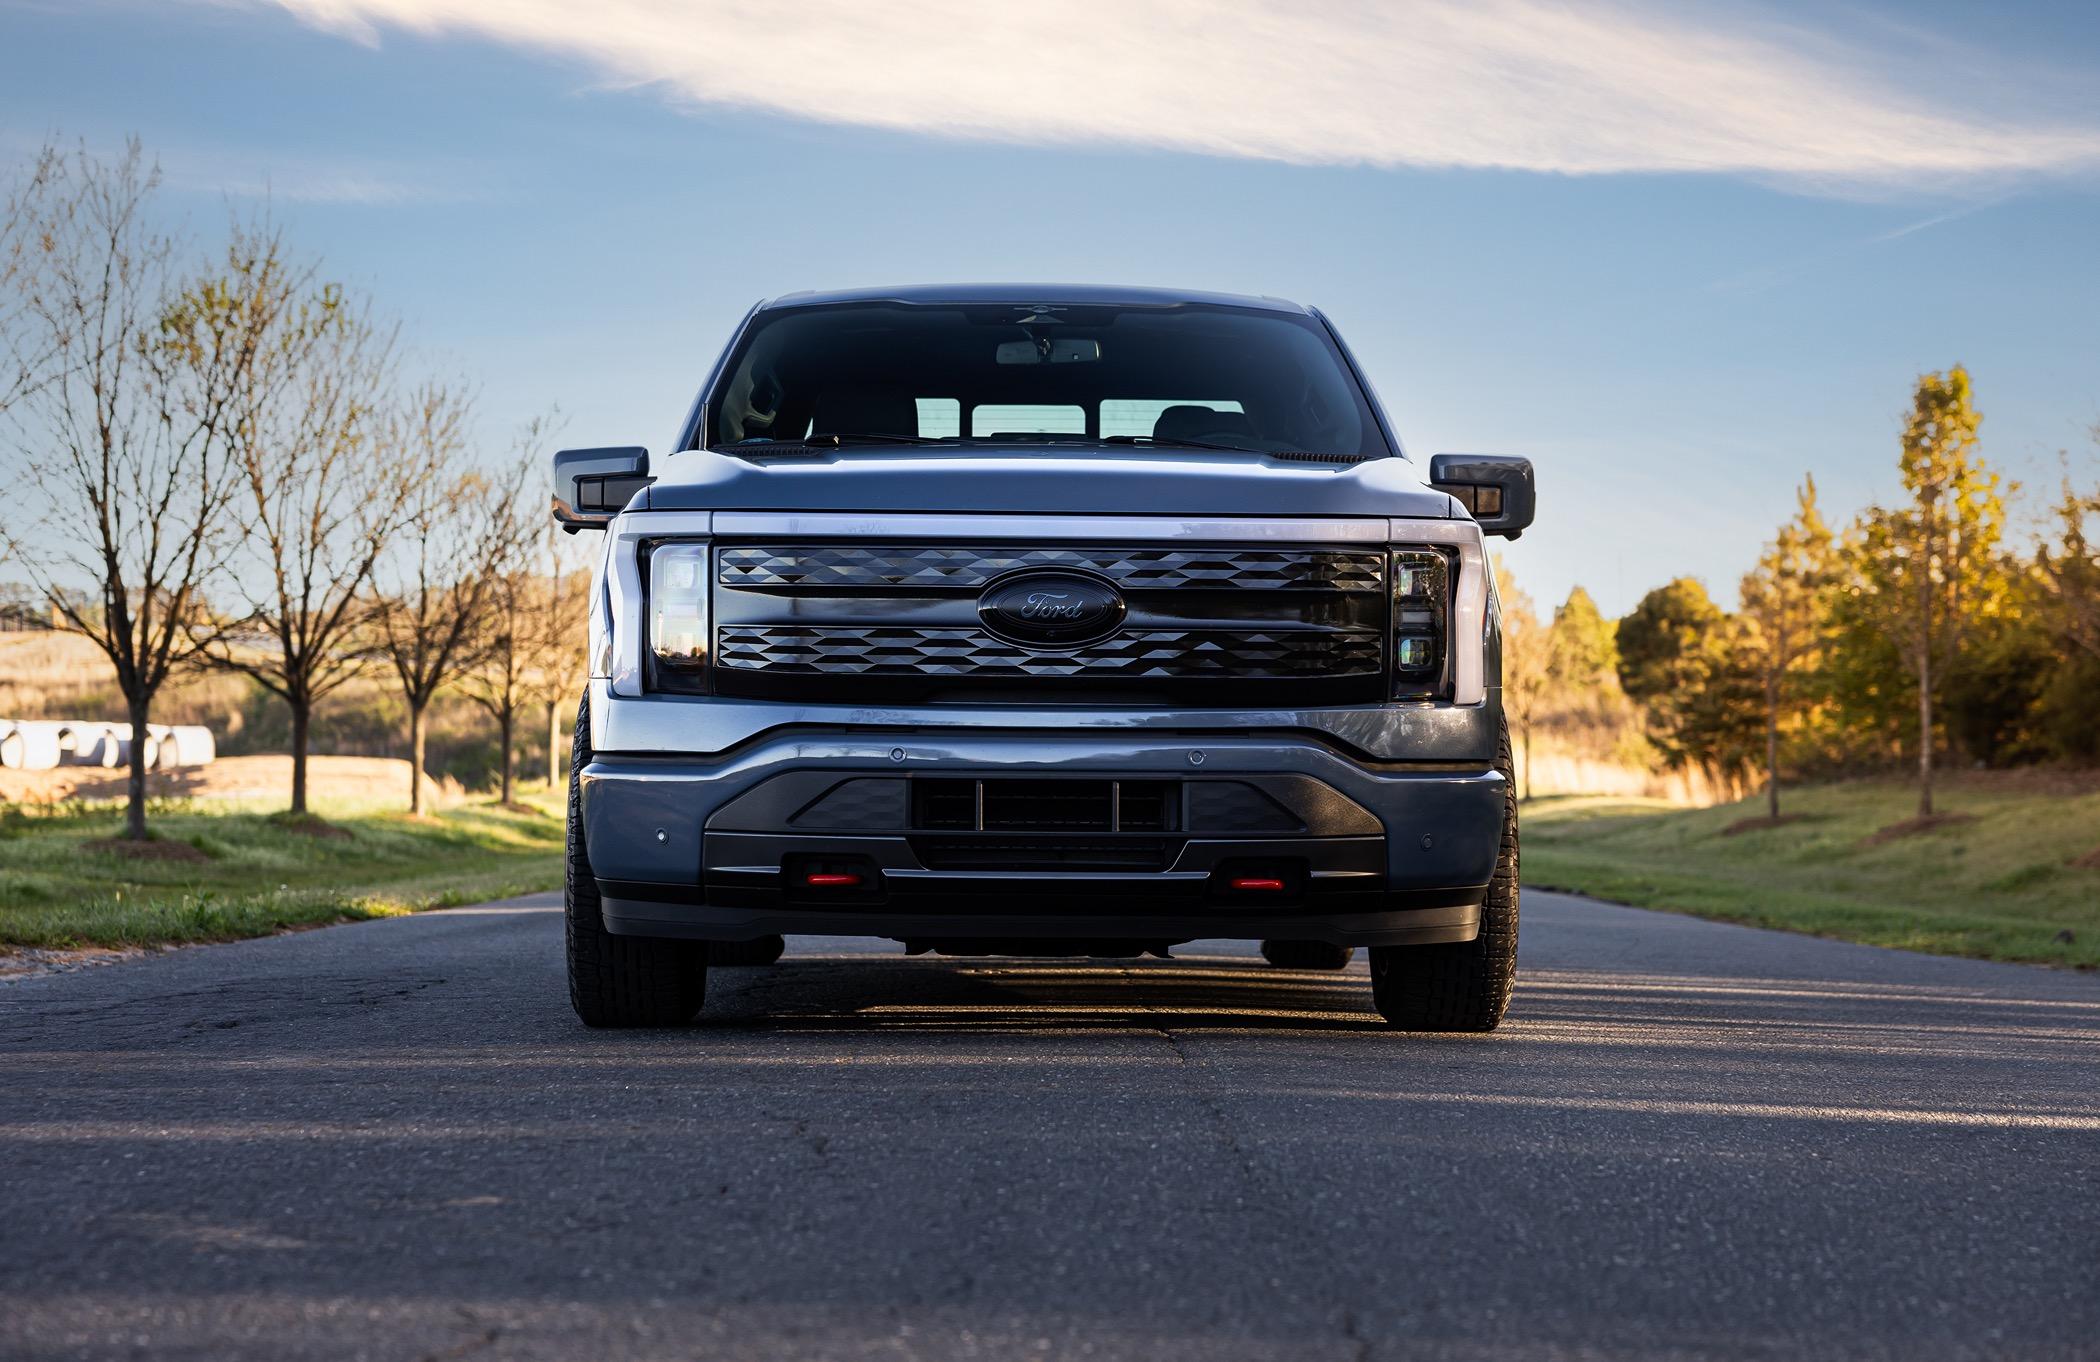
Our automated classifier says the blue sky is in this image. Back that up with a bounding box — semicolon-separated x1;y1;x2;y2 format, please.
4;0;2098;614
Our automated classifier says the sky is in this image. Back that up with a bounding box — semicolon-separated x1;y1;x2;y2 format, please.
3;0;2098;614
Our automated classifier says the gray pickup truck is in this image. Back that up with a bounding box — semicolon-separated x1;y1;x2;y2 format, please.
551;285;1535;1030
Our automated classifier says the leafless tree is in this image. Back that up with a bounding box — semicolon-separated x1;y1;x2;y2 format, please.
372;385;531;813
457;419;557;805
529;526;595;788
0;142;271;840
194;257;406;816
0;144;62;415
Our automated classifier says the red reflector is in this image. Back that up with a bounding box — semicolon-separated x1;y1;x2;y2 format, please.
804;872;862;888
1231;877;1286;892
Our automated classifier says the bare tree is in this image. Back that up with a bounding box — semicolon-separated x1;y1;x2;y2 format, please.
529;527;595;789
0;144;62;415
457;421;555;805
194;259;405;816
0;143;269;840
372;386;530;813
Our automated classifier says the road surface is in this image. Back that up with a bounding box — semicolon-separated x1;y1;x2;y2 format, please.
3;891;2097;1361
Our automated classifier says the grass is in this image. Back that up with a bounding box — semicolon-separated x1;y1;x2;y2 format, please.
0;793;565;950
1522;777;2100;968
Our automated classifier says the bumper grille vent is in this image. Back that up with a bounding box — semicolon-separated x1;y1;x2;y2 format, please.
717;626;1381;680
719;546;1384;593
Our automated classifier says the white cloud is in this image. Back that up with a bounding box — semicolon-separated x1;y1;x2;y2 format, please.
255;0;2100;188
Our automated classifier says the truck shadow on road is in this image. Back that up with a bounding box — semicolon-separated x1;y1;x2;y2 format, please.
697;953;1432;1034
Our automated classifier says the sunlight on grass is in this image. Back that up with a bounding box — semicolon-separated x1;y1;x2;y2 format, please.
1523;779;2100;967
0;797;565;949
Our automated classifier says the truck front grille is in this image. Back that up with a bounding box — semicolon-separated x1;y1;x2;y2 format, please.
718;546;1385;593
716;625;1380;680
708;541;1389;704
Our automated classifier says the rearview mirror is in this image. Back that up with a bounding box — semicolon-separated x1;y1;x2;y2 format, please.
1429;454;1536;539
995;337;1102;365
552;446;651;532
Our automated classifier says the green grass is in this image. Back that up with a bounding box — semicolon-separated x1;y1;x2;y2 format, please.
1522;779;2100;968
0;795;565;950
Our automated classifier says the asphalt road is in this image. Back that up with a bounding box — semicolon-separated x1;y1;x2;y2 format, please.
3;891;2097;1362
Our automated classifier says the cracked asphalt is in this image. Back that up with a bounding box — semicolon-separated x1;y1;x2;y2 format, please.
3;889;2097;1361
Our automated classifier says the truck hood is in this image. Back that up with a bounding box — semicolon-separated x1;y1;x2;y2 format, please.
638;446;1459;520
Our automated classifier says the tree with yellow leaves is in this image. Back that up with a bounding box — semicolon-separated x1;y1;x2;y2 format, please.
1739;476;1834;820
1848;367;2005;818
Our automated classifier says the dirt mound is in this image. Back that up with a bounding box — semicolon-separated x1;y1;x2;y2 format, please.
0;754;463;809
82;837;209;863
1861;812;1980;847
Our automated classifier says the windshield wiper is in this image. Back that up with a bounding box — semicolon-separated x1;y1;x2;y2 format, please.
1102;434;1267;455
735;433;944;449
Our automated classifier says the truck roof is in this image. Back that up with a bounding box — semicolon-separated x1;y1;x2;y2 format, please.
757;283;1313;315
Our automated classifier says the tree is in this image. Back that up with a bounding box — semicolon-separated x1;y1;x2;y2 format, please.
191;239;408;815
1853;366;2004;817
1495;557;1550;800
457;421;555;806
372;386;530;813
0;143;268;840
1617;578;1759;778
2038;456;2100;664
1549;586;1618;690
526;526;594;789
1737;476;1834;819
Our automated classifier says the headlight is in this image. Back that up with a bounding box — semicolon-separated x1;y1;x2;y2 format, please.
1391;548;1448;697
647;541;711;694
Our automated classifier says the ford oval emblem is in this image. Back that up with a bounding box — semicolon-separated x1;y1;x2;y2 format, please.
978;570;1127;648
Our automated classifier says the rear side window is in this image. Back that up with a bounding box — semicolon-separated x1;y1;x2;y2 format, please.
971;404;1086;437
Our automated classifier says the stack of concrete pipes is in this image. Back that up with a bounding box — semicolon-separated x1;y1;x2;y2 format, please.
0;721;216;771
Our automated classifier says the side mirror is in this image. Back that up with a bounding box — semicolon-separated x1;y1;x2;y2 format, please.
1429;454;1536;539
552;446;651;532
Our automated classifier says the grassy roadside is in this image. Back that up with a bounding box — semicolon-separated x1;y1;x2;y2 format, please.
1522;777;2100;968
0;795;565;951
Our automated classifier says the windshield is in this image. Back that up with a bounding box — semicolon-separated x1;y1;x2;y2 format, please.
704;301;1392;458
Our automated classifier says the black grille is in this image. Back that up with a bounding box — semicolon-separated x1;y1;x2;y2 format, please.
911;778;1181;833
911;837;1173;872
717;626;1381;679
719;546;1384;592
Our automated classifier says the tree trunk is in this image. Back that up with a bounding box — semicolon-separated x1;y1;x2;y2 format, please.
499;704;514;805
1765;677;1781;822
289;700;310;816
548;698;561;789
408;702;427;815
124;692;150;841
1917;652;1934;818
1521;722;1533;802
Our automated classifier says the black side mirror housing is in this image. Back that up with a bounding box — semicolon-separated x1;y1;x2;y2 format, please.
552;446;651;532
1429;454;1536;539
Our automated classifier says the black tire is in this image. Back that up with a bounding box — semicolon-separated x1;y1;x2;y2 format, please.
1259;940;1355;970
566;697;709;1027
1369;716;1519;1031
709;935;786;967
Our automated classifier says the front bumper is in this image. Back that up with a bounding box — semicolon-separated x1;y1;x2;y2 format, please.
580;730;1504;949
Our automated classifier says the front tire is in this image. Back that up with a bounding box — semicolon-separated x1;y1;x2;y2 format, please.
1368;716;1519;1031
565;697;709;1027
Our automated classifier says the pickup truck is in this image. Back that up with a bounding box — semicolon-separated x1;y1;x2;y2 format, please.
551;285;1535;1030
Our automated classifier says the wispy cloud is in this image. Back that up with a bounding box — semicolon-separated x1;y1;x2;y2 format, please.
1704;193;2015;294
241;0;2100;190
